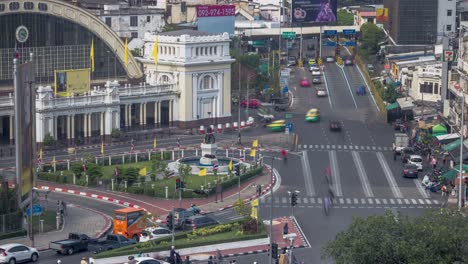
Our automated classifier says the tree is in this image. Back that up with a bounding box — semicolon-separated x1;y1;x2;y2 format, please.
86;163;103;184
359;23;385;58
337;10;354;26
322;209;468;264
177;163;192;181
233;198;250;218
43;133;55;146
152;159;168;180
121;167;139;185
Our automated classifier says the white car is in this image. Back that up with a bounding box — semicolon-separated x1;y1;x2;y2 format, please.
0;243;39;264
310;66;320;72
311;70;321;76
127;257;170;264
316;88;327;97
326;56;335;63
139;227;172;243
408;155;423;171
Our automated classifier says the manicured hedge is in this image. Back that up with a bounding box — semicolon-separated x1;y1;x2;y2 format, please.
0;229;27;240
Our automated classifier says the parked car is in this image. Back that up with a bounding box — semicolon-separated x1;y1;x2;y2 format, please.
0;243;39;264
240;99;261;109
326;56;335;63
367;64;375;73
312;77;321;84
87;234;136;253
183;215;219;231
311;70;321;76
139;227;172;243
403;164;419;178
316;88;327;97
49;233;94;255
329;121;342;132
408;155;423;171
300;78;310;87
132;257;170;264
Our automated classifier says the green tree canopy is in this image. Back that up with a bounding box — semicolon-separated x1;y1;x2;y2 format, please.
337;10;354;26
359;23;385;57
322;209;468;264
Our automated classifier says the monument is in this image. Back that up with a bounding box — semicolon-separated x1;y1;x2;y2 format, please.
199;127;218;166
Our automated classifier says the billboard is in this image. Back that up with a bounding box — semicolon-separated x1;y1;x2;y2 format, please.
16;61;36;198
196;5;235;35
376;8;388;23
291;0;337;25
54;69;91;96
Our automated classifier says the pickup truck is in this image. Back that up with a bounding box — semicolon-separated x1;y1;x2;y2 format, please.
49;233;94;255
393;133;409;154
87;234;137;253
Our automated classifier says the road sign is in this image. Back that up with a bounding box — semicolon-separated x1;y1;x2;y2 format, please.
324;41;337;47
285;113;294;119
26;204;43;216
286;122;294;132
252;40;266;47
280;69;290;77
283;86;289;94
324;30;337;35
280;77;289;87
443;50;455;62
341;41;356;46
342;29;356;35
282;32;296;39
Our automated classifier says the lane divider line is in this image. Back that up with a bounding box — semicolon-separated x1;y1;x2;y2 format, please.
322;67;334;108
329;150;343;197
376;152;403;198
301;151;316;196
351;151;374;197
340;67;358;109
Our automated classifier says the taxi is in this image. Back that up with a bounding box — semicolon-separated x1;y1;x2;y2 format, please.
308;59;317;66
305;108;320;122
266;120;286;132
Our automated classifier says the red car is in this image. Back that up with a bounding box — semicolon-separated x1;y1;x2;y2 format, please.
240;99;261;108
300;78;311;87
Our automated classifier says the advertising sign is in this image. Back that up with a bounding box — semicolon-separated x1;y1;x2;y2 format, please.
376;8;388;23
17;61;35;198
291;0;337;25
196;5;235;34
54;69;91;96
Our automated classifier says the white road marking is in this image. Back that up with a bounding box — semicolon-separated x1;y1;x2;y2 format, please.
282;197;287;203
301;151;316;196
353;198;359;204
351;151;374;197
425;199;432;205
413;179;430;199
340;67;358;108
418;199;425;204
322;66;333;107
303;197;309;204
376;152;403;198
346;198;351;204
329;150;343;196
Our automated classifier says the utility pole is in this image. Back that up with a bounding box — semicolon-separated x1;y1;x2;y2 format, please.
269;156;274;264
238;60;242;145
459;92;465;211
278;0;282;85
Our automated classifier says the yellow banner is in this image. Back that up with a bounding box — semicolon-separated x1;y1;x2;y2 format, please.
54;69;91;96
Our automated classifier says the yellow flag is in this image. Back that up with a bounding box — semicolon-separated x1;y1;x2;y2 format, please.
228;159;233;171
52;156;56;166
152;36;158;65
139;167;147;177
90;39;95;72
101;142;104;155
124;38;129;66
39;147;43;160
198;168;207;177
250;149;256;157
153;137;157;149
252;139;258;148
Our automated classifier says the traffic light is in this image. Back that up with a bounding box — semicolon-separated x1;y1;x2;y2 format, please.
234;164;240;176
167;212;173;231
291;193;298;206
271;243;278;259
176;178;181;190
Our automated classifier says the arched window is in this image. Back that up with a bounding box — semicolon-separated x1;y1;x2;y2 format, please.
201;75;214;90
161;75;169;83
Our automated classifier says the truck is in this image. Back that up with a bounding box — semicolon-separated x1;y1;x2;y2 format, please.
393;133;409;154
49;233;94;255
87;234;137;253
270;98;289;112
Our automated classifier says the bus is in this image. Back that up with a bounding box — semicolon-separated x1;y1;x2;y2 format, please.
113;208;146;240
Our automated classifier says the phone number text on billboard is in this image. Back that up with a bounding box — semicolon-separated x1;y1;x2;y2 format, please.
197;5;235;17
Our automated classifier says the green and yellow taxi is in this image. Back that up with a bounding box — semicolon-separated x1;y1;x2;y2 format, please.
305;108;320;122
308;59;317;66
266;120;286;132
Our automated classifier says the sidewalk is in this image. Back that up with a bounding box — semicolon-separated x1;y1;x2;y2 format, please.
0;204;112;251
37;165;275;220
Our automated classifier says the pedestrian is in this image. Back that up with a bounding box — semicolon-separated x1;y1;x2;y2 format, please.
441;185;447;196
431;156;437;169
208;256;214;264
283;223;289;235
127;256;138;264
216;249;223;263
80;257;88;264
450;159;454;169
393;150;397;161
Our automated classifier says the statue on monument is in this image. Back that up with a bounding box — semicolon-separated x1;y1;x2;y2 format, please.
203;126;216;144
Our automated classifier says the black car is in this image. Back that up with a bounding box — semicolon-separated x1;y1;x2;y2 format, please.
329;121;342;132
403;164;419;178
183;215;219;230
401;147;415;163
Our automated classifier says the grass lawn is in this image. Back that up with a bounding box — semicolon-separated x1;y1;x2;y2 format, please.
31;210;58;234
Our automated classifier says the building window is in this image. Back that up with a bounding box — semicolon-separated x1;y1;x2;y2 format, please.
419;82;434;93
446;25;452;31
38;3;47;11
434;83;439;94
131;32;138;38
147;16;151;22
9;2;20;10
201;76;214;90
160;75;170;83
24;2;34;10
0;4;5;11
447;9;452;16
130;16;138;27
105;17;112;27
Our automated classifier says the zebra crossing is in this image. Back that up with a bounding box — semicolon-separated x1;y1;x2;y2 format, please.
260;196;441;209
297;144;392;152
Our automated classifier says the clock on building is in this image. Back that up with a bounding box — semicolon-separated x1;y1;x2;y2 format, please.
15;26;29;43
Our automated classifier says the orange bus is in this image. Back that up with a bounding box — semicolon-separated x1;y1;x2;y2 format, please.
113;208;146;240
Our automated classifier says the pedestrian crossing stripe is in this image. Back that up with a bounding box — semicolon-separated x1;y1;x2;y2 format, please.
260;197;442;207
298;144;392;151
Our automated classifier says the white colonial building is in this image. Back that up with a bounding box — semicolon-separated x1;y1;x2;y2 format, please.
139;30;235;128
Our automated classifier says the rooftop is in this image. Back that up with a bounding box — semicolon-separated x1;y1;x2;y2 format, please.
159;29;217;37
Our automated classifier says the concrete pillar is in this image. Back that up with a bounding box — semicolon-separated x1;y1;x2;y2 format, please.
105;110;112;143
143;103;147;126
169;100;173;126
88;113;92;139
128;104;132;128
83;113;88;138
124;104;128;127
154;101;158;126
47;117;53;137
157;102;161;128
100;112;104;139
114;111;120;130
139;103;143;127
61;116;66;138
9;115;13;145
66;115;71;144
71;115;75;144
54;116;58;141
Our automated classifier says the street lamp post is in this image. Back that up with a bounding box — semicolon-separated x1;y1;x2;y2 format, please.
459;92;465;210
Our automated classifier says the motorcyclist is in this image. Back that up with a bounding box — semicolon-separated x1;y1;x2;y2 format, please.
191;204;200;214
281;149;288;160
422;175;431;187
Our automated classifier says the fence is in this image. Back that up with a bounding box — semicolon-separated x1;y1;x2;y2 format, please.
0;212;23;234
354;55;387;120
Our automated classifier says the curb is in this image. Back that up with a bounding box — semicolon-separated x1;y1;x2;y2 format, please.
73;204;113;239
221;244;307;259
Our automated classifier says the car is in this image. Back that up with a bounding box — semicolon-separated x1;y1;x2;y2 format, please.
183;215;219;230
311;70;321;76
316;88;327;97
408;155;423;171
344;58;354;66
132;257;170;264
367;64;375;73
356;85;366;95
309;66;320;72
240;99;261;109
326;56;335;63
305;108;320;122
139;227;172;243
312;77;321;84
401;147;415;163
403;164;419;178
300;78;310;87
329;121;341;131
0;243;39;264
308;59;317;66
287;56;297;66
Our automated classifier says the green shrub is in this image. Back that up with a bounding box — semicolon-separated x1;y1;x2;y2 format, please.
0;229;27;240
